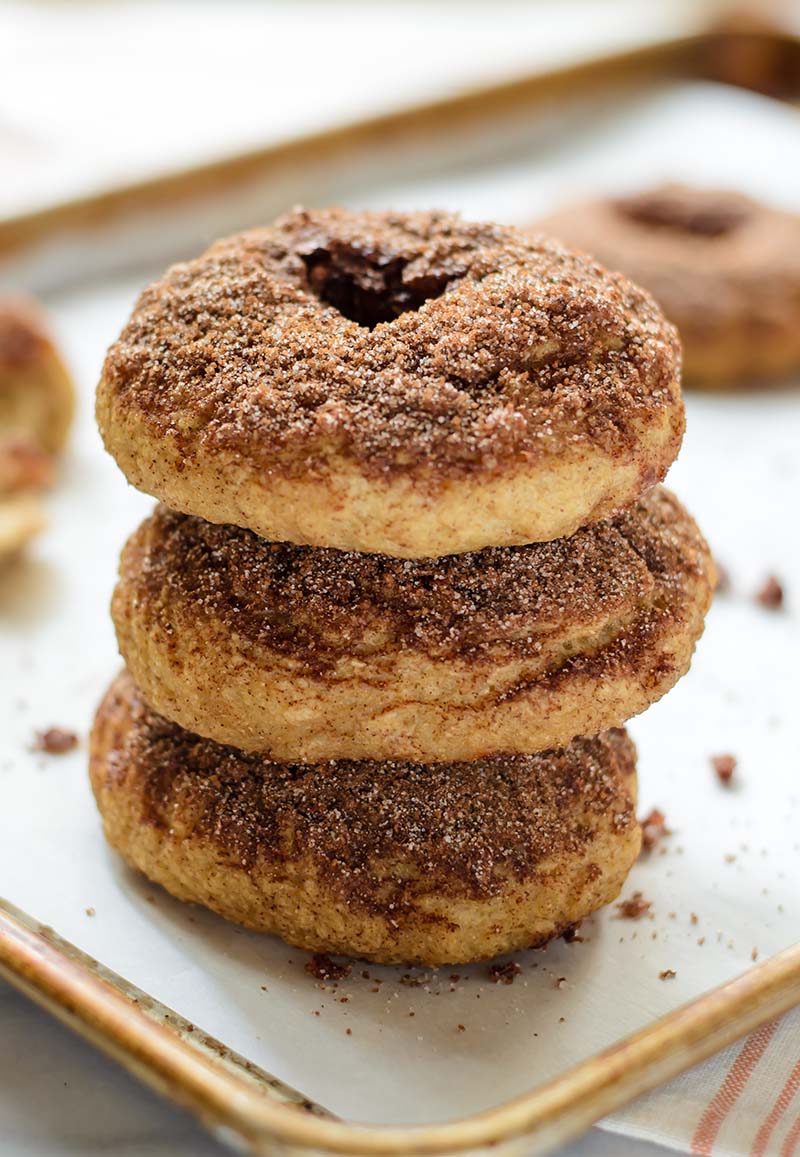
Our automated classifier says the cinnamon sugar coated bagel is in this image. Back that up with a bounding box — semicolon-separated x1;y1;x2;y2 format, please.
97;208;684;556
1;296;75;453
537;185;800;389
113;486;714;762
90;672;641;966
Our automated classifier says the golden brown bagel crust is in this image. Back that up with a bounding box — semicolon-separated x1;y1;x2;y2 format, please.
0;296;75;453
112;486;714;762
537;185;800;390
90;672;641;965
98;208;683;556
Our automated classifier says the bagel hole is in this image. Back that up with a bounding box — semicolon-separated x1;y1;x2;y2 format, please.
614;189;749;237
300;245;450;328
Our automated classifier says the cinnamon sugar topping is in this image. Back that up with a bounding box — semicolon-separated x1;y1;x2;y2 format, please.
105;675;638;911
102;208;680;480
123;486;705;665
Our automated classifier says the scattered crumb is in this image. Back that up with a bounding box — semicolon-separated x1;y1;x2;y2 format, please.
755;574;784;609
615;892;652;920
305;954;352;982
84;906;95;917
260;985;268;992
33;727;78;755
345;1028;352;1036
489;961;521;985
457;1024;466;1033
559;1016;566;1023
714;562;731;594
659;969;677;981
554;976;567;990
751;947;759;961
712;753;737;784
724;853;737;863
562;923;584;944
399;974;426;988
640;808;671;852
690;913;699;925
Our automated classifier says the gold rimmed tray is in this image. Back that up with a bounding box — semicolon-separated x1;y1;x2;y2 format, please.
2;901;799;1157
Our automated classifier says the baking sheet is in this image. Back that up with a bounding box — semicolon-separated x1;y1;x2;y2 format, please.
2;80;799;1131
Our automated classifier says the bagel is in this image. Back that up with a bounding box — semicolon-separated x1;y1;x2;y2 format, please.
98;208;683;557
112;486;713;762
536;185;800;390
1;295;75;454
90;671;641;966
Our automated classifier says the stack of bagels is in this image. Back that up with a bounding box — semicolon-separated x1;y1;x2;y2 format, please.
91;209;713;966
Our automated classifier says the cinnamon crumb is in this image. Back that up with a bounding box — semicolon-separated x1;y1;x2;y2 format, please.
457;1024;466;1032
345;1028;352;1036
659;969;677;980
615;892;652;920
640;807;670;852
714;562;731;594
84;907;95;917
755;574;784;609
555;976;567;989
104;208;680;483
33;727;78;754
562;923;584;943
712;753;737;784
305;954;352;982
489;961;521;985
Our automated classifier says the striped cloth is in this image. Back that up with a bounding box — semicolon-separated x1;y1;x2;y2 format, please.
602;1008;800;1156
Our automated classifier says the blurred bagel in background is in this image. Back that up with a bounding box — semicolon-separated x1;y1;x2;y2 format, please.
535;184;800;389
